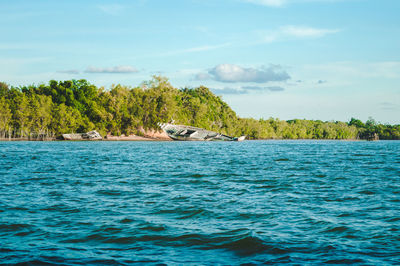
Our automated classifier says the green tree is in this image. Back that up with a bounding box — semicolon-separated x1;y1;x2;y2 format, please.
0;97;12;138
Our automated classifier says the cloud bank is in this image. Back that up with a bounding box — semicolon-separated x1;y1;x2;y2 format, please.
281;25;339;37
243;0;345;7
258;25;340;43
244;0;286;7
212;85;285;95
84;65;138;74
205;64;290;83
57;70;80;74
212;88;248;95
380;102;398;111
243;86;285;91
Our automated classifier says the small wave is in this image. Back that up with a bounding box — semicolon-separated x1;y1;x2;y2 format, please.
40;205;80;214
0;248;22;253
237;212;269;220
288;166;310;171
96;227;122;234
177;209;205;219
104;236;136;244
61;233;108;244
119;218;134;224
133;230;269;254
13;259;61;265
336;196;360;202
274;158;290;162
358;190;375;195
96;190;123;196
352;153;372;157
256;185;276;189
0;223;32;232
189;174;207;178
48;191;63;197
337;213;353;218
387;217;400;222
7;206;29;211
372;234;387;239
14;231;32;237
152;206;212;220
219;235;288;256
15;258;126;265
324;226;350;233
84;259;126;265
344;234;358;239
325;258;364;264
139;225;166;232
171;195;189;200
186;178;214;185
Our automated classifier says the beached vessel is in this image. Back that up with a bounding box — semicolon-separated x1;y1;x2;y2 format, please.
159;123;245;141
62;130;102;140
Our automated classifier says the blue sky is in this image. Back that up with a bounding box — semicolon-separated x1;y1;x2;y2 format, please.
1;0;399;124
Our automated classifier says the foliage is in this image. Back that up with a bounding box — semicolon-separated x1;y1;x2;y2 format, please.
0;77;399;140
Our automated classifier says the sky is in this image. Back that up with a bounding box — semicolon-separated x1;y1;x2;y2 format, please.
1;0;399;124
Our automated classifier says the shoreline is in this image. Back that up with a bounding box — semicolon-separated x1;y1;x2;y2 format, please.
0;136;171;141
0;138;389;142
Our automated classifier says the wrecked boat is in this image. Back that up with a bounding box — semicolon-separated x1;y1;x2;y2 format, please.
62;130;102;140
159;123;245;141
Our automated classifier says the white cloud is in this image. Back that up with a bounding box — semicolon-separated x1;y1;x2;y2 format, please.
212;87;248;95
255;25;340;44
195;72;212;80
379;102;399;111
244;0;286;7
302;61;400;79
57;70;80;74
184;43;231;53
380;102;398;108
84;65;138;74
212;85;285;95
243;0;346;7
242;86;285;91
267;86;285;91
159;43;231;57
97;4;124;15
281;25;340;37
208;64;290;83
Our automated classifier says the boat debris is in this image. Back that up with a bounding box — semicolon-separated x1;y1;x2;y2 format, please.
62;130;102;140
159;123;245;141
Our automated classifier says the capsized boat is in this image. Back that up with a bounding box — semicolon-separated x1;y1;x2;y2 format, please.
159;123;245;141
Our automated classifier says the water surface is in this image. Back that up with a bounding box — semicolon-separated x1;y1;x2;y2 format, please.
0;141;399;264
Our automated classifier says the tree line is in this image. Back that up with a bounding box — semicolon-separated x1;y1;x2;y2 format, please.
0;77;399;140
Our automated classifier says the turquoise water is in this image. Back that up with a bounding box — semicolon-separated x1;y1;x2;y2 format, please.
0;140;399;265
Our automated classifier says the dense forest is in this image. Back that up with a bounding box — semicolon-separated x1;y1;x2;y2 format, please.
0;77;399;140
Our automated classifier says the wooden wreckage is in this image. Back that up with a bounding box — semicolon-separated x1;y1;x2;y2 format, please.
159;123;245;141
61;125;245;141
62;130;102;140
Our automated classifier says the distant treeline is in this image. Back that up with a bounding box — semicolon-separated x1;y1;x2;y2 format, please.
0;77;399;140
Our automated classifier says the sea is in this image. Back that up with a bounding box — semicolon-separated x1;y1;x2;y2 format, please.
0;140;399;265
